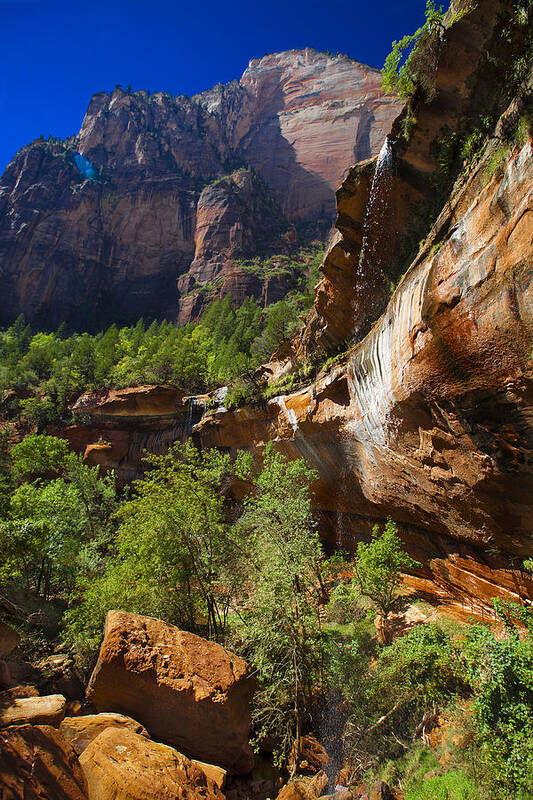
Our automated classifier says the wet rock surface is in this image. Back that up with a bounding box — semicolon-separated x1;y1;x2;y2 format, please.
196;118;533;611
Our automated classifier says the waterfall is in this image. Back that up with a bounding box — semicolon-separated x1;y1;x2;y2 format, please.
215;386;228;412
184;396;205;439
357;135;397;290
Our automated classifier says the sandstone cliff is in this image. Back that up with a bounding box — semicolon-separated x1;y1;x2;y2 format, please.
195;1;533;612
0;51;401;330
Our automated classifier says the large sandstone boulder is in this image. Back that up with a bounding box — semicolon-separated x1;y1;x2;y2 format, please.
0;693;66;727
0;723;88;800
59;712;149;755
79;726;225;800
87;610;255;773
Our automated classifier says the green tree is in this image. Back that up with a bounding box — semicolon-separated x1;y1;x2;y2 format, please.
65;442;250;652
353;519;420;625
1;452;116;599
463;601;533;799
382;1;444;101
11;434;69;482
235;444;323;768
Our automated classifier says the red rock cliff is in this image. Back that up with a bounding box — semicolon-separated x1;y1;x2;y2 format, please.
0;52;401;330
196;2;533;611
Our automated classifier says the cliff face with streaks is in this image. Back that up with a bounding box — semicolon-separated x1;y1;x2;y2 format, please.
194;0;533;610
11;0;532;614
196;122;533;612
0;50;400;330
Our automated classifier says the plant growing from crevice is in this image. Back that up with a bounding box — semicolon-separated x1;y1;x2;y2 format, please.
382;1;445;103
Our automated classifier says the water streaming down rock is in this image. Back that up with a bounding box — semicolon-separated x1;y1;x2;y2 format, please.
357;135;397;291
184;396;205;439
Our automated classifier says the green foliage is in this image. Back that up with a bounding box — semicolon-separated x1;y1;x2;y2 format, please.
64;443;250;652
326;581;366;626
353;519;421;620
382;1;444;101
405;765;479;800
0;247;324;422
11;434;68;481
234;443;323;766
462;601;533;799
0;442;116;600
224;374;263;410
262;359;318;401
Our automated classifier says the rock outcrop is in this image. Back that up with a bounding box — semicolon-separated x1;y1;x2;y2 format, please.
79;727;225;800
193;0;533;614
0;724;88;800
176;167;294;324
194;0;533;616
59;712;149;756
52;385;203;486
0;693;66;728
197;117;533;613
86;610;255;774
298;0;514;356
0;51;400;329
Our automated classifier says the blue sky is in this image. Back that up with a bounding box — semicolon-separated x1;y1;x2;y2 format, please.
0;0;427;171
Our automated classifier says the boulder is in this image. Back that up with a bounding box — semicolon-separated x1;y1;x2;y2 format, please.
34;653;84;700
0;684;39;705
277;771;329;800
79;726;225;800
0;693;66;727
0;723;88;799
0;621;20;657
87;610;255;773
60;712;149;755
191;759;228;790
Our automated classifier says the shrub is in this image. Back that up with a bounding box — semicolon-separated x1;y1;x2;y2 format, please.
382;1;444;102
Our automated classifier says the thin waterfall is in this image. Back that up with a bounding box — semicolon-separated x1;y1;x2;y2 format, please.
184;396;205;439
357;135;397;292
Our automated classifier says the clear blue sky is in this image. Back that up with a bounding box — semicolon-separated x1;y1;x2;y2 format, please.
0;0;427;171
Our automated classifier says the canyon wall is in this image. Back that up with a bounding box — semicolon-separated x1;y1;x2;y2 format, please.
0;51;401;330
194;0;533;611
196;122;533;612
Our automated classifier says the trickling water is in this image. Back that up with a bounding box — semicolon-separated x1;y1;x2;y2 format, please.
357;135;397;292
215;385;228;412
184;396;205;439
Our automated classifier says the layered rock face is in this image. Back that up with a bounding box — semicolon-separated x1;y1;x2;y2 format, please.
87;610;255;774
298;0;511;356
0;51;400;329
176;167;294;324
197;122;533;612
53;385;203;486
195;0;533;613
196;50;400;222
